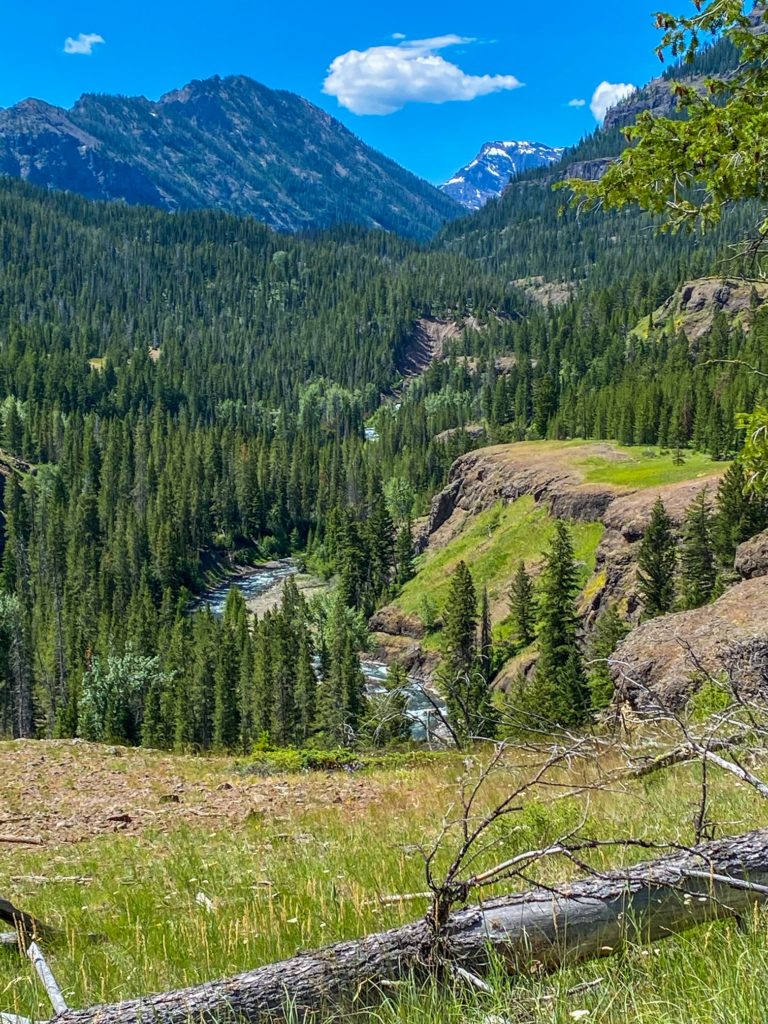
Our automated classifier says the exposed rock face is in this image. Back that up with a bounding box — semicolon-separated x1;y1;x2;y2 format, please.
377;442;726;666
735;529;768;579
420;443;624;553
397;318;470;377
641;278;768;343
610;578;768;710
0;76;459;238
603;78;686;131
566;158;615;181
368;607;425;640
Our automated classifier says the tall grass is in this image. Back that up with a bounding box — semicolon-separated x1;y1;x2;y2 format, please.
1;745;767;1021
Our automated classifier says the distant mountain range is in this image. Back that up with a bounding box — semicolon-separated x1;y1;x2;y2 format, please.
440;140;564;210
0;75;460;239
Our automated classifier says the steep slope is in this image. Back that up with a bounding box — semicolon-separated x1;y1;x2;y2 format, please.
0;75;460;238
441;140;563;209
370;442;726;677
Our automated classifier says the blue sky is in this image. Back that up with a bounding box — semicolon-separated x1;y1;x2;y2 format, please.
2;1;668;185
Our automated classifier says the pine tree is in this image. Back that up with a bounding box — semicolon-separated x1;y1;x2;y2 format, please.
713;462;768;566
508;560;535;648
520;521;588;728
295;634;317;744
316;595;367;747
680;491;716;609
479;586;493;688
394;520;415;586
439;562;496;744
637;498;677;618
586;606;629;711
442;561;477;683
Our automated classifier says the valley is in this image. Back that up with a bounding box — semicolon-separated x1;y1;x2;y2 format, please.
2;3;768;1022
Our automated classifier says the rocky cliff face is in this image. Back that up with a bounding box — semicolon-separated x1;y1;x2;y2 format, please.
610;578;768;711
735;529;768;580
566;158;615;182
637;278;768;343
603;78;688;131
0;76;460;238
371;442;726;683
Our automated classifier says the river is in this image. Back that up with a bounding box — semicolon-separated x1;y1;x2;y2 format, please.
197;562;447;743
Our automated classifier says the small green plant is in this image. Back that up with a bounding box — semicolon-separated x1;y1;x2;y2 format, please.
689;677;732;722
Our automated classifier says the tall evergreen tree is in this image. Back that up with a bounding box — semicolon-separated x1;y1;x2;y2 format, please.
479;586;493;688
442;561;477;683
637;498;677;618
680;491;717;610
713;462;768;566
586;605;629;712
394;520;415;586
439;562;496;744
520;522;588;728
508;560;535;649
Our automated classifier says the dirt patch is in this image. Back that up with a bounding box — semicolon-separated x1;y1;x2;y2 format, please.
397;317;465;377
0;741;395;847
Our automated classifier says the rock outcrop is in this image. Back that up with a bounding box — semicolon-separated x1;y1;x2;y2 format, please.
735;529;768;580
638;278;768;343
566;158;615;182
374;442;727;681
610;578;768;710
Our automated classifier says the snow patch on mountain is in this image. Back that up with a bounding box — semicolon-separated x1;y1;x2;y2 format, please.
441;139;564;209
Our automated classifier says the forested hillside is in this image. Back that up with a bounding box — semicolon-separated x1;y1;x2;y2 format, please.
0;177;513;743
1;26;767;748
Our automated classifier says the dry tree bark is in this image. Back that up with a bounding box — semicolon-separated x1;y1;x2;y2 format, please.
49;827;768;1024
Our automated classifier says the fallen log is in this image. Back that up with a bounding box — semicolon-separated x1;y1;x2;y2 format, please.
0;899;55;942
47;828;768;1024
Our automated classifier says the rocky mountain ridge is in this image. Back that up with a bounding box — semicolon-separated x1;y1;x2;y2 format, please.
441;140;563;209
0;75;460;238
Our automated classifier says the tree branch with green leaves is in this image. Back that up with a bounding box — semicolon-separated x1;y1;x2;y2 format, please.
564;2;768;237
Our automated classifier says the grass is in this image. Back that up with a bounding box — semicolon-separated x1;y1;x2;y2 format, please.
394;496;604;630
3;739;768;1022
390;442;724;641
576;446;724;489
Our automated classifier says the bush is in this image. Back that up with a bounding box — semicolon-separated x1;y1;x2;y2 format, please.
236;747;445;776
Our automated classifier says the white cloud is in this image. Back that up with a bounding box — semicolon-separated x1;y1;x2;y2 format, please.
391;32;407;40
64;33;105;56
590;80;636;121
323;35;523;115
568;98;586;108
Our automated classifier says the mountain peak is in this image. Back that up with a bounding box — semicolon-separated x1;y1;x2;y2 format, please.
441;139;564;210
0;74;460;238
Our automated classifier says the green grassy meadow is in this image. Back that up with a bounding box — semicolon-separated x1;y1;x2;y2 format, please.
576;446;724;489
2;740;768;1023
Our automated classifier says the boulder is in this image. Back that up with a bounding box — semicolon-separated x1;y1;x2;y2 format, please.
735;529;768;580
610;577;768;710
368;606;425;640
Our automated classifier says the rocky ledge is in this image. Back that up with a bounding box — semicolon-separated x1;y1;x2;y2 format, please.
610;577;768;711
